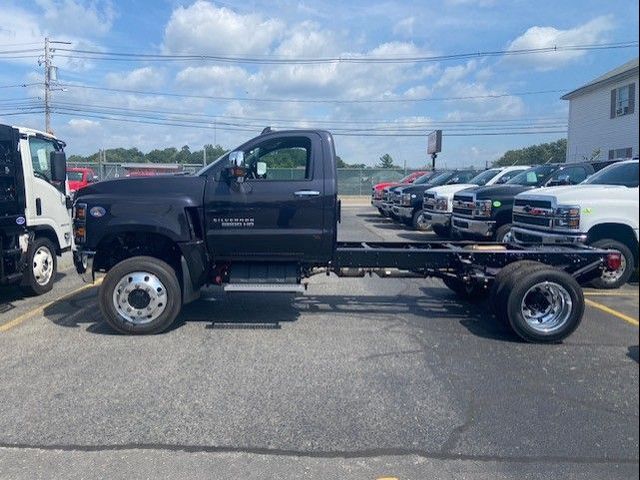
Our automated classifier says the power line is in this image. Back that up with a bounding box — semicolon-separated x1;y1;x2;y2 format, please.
51;41;638;64
57;82;568;104
48;99;567;126
0;82;42;89
46;108;567;137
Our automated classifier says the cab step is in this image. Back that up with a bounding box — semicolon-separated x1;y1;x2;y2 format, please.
223;283;305;293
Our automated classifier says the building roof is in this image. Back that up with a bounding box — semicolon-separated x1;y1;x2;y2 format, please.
561;57;639;100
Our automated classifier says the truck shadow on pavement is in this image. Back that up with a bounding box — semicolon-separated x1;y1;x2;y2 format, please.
0;271;70;312
42;283;518;342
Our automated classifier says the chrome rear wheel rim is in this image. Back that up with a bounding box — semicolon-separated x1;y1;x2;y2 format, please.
112;271;167;324
520;281;573;334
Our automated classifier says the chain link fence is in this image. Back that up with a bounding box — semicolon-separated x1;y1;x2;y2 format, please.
68;162;422;195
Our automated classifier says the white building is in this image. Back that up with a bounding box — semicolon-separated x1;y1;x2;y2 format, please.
563;57;639;162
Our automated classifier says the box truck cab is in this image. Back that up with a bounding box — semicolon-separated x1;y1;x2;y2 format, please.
1;124;71;294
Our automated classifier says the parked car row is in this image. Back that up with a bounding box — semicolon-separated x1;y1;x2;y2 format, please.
371;159;639;288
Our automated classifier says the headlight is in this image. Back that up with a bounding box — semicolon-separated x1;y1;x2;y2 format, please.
402;193;413;206
474;199;493;217
435;197;449;211
554;205;580;229
73;202;87;244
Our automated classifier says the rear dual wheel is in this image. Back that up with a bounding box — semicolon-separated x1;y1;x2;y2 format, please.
492;261;584;343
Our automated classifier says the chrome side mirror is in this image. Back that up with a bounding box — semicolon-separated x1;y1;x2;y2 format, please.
229;151;244;166
256;161;267;177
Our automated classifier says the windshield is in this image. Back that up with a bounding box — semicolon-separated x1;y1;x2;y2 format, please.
507;165;556;186
410;172;438;185
425;171;453;186
67;171;84;181
583;162;639;187
468;169;500;186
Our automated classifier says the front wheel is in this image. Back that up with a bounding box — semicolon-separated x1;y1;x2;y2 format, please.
495;223;512;243
99;256;183;334
588;239;634;289
432;224;450;238
21;237;57;296
412;210;431;231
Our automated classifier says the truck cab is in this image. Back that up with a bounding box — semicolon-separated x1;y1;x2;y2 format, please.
67;167;98;193
512;160;639;288
1;124;71;294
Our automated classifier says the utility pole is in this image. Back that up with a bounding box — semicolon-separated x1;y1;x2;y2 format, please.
203;146;207;166
42;37;71;134
44;37;51;133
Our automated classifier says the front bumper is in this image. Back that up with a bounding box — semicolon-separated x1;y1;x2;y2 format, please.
452;216;495;238
511;227;588;245
372;199;384;209
380;202;394;213
393;205;414;219
422;210;451;227
73;249;95;283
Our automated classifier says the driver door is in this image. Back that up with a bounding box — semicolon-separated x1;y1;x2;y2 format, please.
22;136;72;250
204;132;329;262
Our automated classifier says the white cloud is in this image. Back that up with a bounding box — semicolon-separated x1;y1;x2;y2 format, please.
393;17;415;37
106;67;165;90
162;1;284;55
67;118;101;134
506;16;615;71
436;60;478;87
175;65;251;95
34;0;116;37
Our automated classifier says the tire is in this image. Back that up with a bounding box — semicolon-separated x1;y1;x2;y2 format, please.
495;223;512;243
442;276;488;301
99;256;182;335
588;239;635;289
412;210;430;231
504;268;584;343
492;261;548;324
432;224;450;238
377;208;385;216
20;237;57;296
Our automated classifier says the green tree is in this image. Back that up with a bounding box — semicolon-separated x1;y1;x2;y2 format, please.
492;139;567;167
377;153;397;168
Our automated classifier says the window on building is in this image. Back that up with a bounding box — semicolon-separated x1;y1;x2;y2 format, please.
611;83;636;118
608;147;633;160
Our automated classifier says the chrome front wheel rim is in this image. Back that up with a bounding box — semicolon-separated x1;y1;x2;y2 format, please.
520;281;573;334
112;272;167;324
33;246;54;286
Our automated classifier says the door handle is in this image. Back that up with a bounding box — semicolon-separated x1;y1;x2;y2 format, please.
294;190;320;197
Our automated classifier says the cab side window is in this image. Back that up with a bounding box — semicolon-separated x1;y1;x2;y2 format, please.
551;166;588;184
243;136;312;181
29;137;58;184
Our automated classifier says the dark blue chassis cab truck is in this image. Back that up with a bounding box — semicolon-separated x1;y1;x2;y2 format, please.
72;129;620;343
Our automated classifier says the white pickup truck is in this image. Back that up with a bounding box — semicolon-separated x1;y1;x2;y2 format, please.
511;160;639;289
422;166;529;237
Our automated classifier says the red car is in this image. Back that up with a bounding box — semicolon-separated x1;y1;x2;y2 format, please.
371;171;428;214
67;167;98;193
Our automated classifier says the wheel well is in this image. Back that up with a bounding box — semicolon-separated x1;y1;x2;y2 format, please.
587;223;639;267
34;227;61;255
94;232;183;280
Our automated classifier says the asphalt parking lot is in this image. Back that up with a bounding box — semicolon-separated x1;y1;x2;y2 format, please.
1;205;638;479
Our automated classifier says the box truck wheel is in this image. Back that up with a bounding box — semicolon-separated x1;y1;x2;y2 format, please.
491;260;547;322
21;237;57;296
588;239;634;289
503;268;584;343
99;256;182;335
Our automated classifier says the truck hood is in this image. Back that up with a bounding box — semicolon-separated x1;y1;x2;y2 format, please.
426;183;477;199
76;175;206;204
516;184;636;203
465;183;533;199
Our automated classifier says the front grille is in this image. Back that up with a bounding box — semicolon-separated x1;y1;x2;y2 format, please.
514;198;552;209
392;192;402;204
452;195;474;217
513;214;551;227
423;192;436;209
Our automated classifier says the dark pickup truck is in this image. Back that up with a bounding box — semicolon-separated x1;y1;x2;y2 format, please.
451;161;616;242
72;129;620;342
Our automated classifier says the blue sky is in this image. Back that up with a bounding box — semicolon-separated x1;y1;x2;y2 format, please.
0;0;638;167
